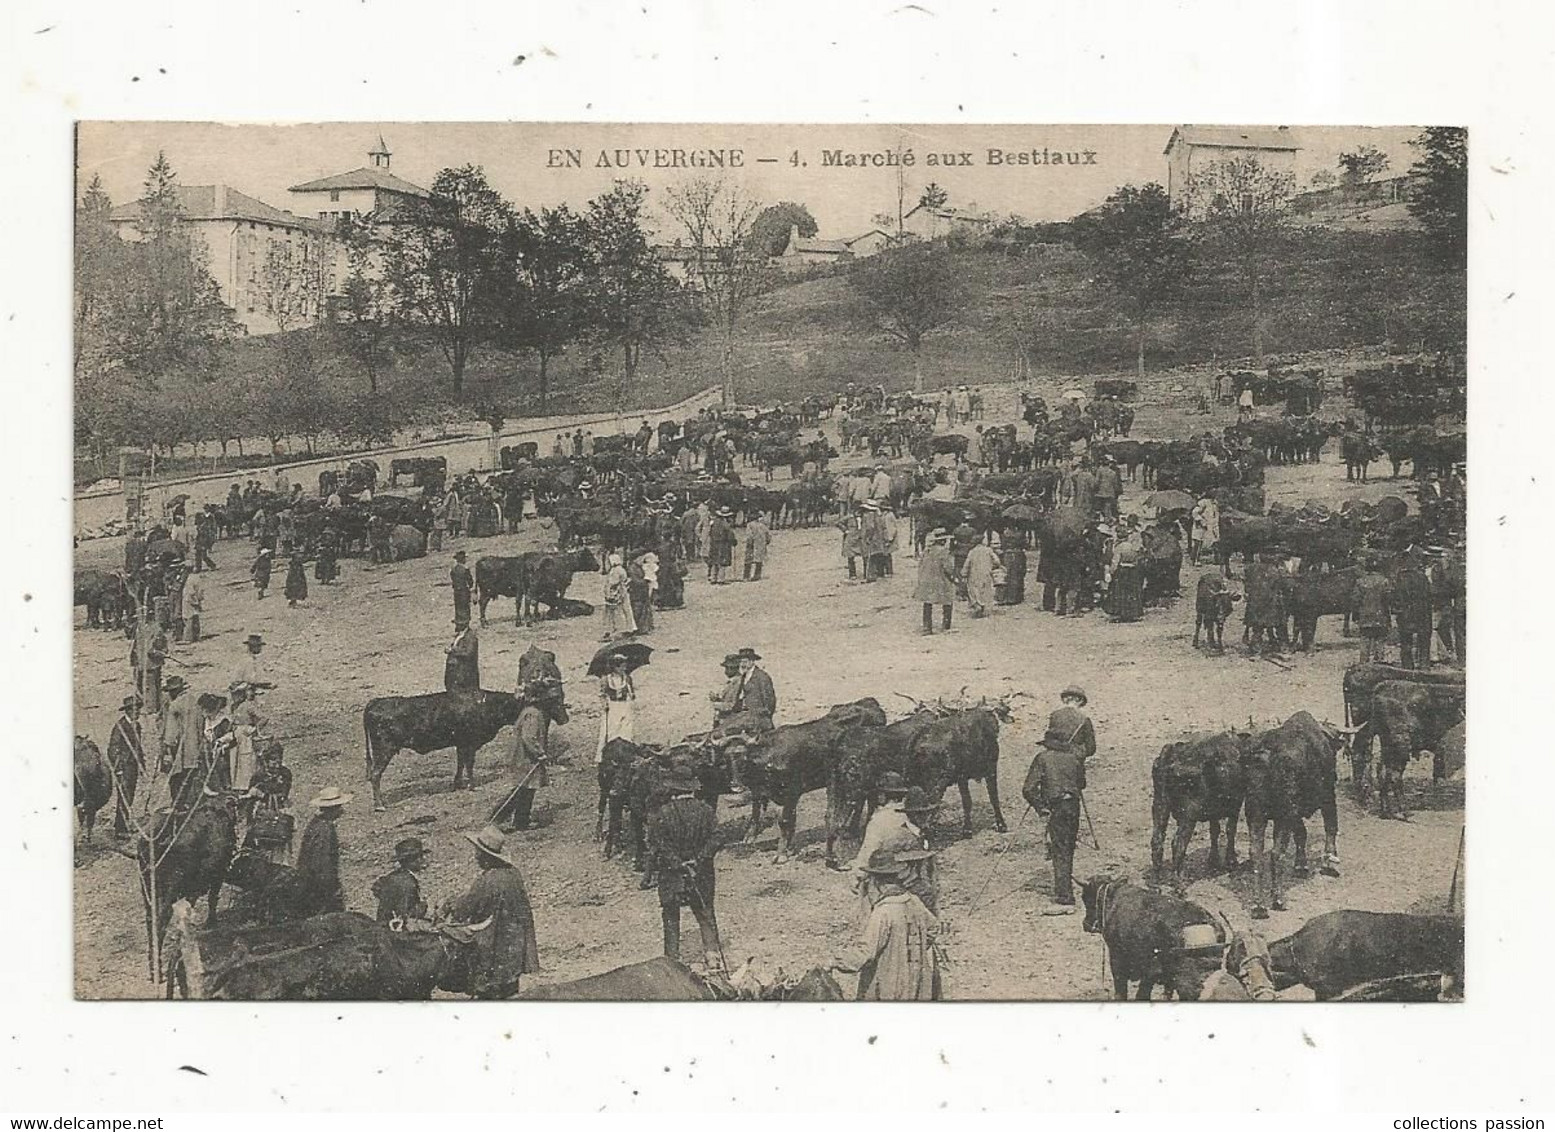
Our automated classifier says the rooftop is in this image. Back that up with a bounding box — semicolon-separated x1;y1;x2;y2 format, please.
107;185;327;231
1165;125;1300;154
289;166;431;197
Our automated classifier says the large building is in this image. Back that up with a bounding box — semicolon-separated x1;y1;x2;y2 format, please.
106;140;428;335
108;185;332;335
1164;125;1300;215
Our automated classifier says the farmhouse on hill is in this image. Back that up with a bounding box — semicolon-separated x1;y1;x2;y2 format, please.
1164;125;1300;216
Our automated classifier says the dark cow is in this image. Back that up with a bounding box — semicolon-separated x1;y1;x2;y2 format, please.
474;554;527;625
499;442;540;470
168;909;485;1000
363;690;523;811
1149;730;1250;885
1080;877;1228;1000
1241;711;1344;918
1224;911;1464;1000
595;737;698;875
139;790;239;968
1284;566;1359;650
929;434;970;458
75;568;128;630
74;736;111;846
519;956;717;1001
524;547;601;621
733;699;889;865
389;456;448;490
1356;680;1466;819
1193;574;1238;649
1343;662;1464;728
898;704;1013;835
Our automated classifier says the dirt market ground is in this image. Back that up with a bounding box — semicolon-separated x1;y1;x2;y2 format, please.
71;369;1463;1000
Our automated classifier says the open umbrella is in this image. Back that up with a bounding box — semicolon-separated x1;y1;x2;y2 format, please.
587;641;654;678
1001;503;1042;523
1146;490;1195;514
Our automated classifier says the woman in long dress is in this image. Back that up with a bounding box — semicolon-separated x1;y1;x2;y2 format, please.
963;541;998;617
1191;495;1221;566
601;553;637;641
595;657;636;765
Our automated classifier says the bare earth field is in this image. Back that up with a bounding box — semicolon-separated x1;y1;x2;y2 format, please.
71;374;1463;1000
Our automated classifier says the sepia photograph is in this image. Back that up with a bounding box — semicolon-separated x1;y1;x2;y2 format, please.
67;119;1469;1003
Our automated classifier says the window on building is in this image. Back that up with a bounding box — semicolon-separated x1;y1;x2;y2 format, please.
330;190;341;202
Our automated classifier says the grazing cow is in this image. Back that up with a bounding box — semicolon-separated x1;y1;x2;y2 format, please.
1241;711;1344;918
1149;730;1250;885
74;736;111;845
139;790;239;968
363;690;523;810
167;909;486;1000
898;704;1013;835
1223;911;1464;1001
74;568;129;630
1080;877;1228;1000
1356;680;1466;820
734;699;889;865
524;548;601;621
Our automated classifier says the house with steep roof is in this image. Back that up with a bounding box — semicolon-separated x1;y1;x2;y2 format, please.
108;185;334;334
287;136;431;225
777;226;853;269
899;203;993;241
1164;125;1301;215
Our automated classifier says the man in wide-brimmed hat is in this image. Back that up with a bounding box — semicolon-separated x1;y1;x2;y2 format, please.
373;837;431;926
834;848;942;1001
648;769;724;971
444;615;480;692
708;652;743;729
294;786;353;916
850;771;915;883
915;528;957;634
731;647;776;732
1039;686;1096;762
1023;717;1089;914
159;675;206;808
706;505;737;584
236;633;274;692
107;694;144;841
450;549;474;627
446;826;540;998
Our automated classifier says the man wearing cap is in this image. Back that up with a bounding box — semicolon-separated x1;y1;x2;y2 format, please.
835;848;942;1001
647;770;725;970
373;838;431;926
446;826;541;998
107;695;145;841
1393;552;1435;669
450;551;474;628
742;512;771;582
915;528;957;634
295;786;351;916
445;617;480;692
707;506;737;584
1024;715;1089;913
159;676;205;808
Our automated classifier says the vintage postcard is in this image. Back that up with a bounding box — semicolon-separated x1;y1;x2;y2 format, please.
70;120;1466;1003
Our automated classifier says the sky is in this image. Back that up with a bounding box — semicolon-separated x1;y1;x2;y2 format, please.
76;122;1426;239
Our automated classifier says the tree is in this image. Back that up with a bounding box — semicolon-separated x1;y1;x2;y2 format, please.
582;180;691;407
496;205;591;413
1070;183;1193;377
919;182;949;210
381;165;511;397
1187;156;1296;363
1407;127;1468;269
1339;144;1390;185
748;201;818;258
663;175;769;408
846;242;967;392
334;218;396;394
1309;170;1338;190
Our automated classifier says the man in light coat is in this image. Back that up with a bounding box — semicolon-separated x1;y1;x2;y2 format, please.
742;513;771;581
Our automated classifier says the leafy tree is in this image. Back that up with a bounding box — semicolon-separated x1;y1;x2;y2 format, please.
1309;170;1338;190
748;201;818;257
1407;127;1468;269
919;182;949;209
1186;156;1296;362
334;217;397;394
846;241;967;392
1338;144;1390;185
495;205;591;413
582;180;692;406
663;175;769;407
381;164;511;397
1070;182;1192;377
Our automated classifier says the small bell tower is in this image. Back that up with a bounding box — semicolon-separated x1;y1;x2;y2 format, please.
369;135;392;170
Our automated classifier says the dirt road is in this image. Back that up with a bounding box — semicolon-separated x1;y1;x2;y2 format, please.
71;378;1462;1000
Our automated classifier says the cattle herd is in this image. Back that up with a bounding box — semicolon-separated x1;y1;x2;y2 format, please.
72;354;1467;1002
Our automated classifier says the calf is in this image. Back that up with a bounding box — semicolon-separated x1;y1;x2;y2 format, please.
1193;573;1237;649
363;690;523;810
1224;910;1463;1001
1080;877;1226;1000
1241;711;1344;918
1149;730;1249;885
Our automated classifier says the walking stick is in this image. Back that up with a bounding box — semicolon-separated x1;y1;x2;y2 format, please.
1079;790;1101;850
488;758;547;825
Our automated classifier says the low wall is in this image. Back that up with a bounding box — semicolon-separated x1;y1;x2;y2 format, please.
75;386;725;537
